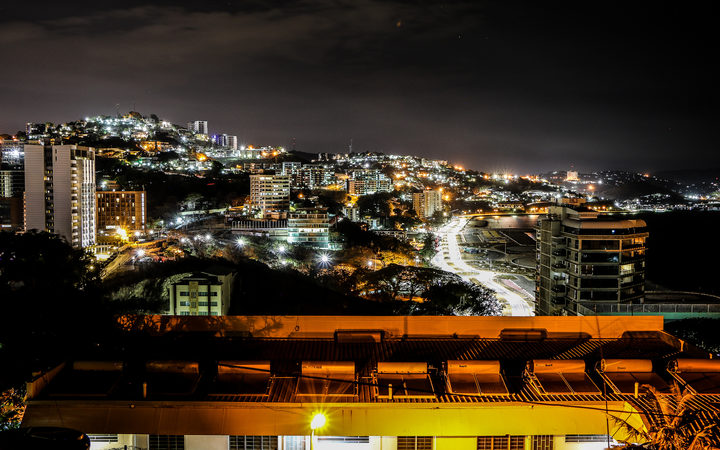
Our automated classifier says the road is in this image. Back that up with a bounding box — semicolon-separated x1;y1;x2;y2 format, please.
431;217;535;316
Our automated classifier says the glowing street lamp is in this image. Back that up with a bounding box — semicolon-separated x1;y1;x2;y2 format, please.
310;412;326;450
278;245;287;254
318;253;331;267
236;237;246;248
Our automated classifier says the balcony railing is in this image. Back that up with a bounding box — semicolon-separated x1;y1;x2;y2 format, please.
576;302;720;315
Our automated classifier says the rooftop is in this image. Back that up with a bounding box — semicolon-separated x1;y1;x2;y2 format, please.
21;316;720;440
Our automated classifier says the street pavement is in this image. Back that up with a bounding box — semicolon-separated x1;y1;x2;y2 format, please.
431;217;535;316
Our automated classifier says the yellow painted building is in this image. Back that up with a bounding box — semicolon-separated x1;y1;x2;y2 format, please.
22;316;720;450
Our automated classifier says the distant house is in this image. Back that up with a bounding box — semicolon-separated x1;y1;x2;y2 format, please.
167;267;236;316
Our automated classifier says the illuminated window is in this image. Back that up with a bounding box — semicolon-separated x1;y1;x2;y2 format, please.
398;436;433;450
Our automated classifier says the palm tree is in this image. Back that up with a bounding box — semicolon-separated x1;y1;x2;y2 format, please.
613;383;720;450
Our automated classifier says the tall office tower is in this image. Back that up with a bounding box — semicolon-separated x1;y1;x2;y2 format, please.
187;121;209;135
96;190;147;237
249;174;290;217
413;190;443;219
24;144;96;248
535;205;648;316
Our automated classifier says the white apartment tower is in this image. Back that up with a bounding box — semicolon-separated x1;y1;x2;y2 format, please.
24;144;96;248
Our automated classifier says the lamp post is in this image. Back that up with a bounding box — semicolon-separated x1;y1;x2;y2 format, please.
310;413;326;450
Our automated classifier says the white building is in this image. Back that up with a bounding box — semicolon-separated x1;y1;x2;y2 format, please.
226;135;238;151
413;190;442;219
167;269;236;316
287;208;330;248
24;144;96;248
187;121;209;135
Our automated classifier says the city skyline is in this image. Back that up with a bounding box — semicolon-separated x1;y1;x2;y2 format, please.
1;1;718;173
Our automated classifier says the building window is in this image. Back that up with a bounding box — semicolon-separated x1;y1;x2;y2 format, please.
88;434;118;443
179;292;189;297
180;312;190;316
478;436;525;450
179;301;188;306
318;437;369;444
229;435;278;449
398;436;433;450
149;434;184;450
283;436;306;450
565;435;610;443
198;292;209;296
532;436;553;450
210;291;219;296
199;301;209;307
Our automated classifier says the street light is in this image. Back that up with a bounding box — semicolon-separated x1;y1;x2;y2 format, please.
318;253;331;267
235;237;245;248
310;412;326;450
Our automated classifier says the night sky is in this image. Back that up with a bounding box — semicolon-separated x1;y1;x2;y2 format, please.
1;1;717;172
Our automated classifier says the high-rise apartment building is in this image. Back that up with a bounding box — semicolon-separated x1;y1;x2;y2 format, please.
413;190;443;219
187;121;209;135
287;207;330;248
535;205;648;316
24;144;96;248
96;190;147;237
249;174;290;217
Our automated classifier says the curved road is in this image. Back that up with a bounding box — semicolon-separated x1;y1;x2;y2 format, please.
431;217;535;316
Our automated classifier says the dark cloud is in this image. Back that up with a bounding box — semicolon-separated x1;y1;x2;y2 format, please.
0;0;717;172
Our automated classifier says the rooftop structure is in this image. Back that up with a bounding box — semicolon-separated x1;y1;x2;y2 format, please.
21;315;720;449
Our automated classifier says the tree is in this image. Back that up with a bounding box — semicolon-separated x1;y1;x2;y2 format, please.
0;231;106;390
420;233;437;260
0;388;25;431
614;384;720;450
356;192;393;217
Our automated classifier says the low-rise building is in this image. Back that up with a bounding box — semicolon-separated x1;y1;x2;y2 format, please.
287;207;329;248
22;315;720;450
167;269;236;316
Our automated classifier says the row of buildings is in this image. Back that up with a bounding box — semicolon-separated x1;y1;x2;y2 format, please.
1;142;147;248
